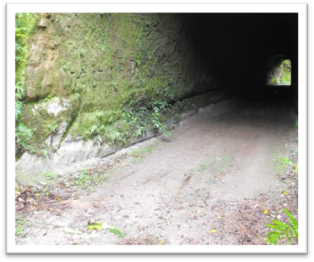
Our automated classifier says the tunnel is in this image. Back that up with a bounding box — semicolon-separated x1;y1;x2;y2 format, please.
157;13;298;109
16;12;299;184
15;12;301;245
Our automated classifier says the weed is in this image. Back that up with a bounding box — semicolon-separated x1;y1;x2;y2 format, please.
87;220;104;231
44;171;58;180
71;170;107;190
273;150;291;172
109;227;125;238
198;156;231;174
216;156;232;174
198;159;215;173
15;214;28;237
281;157;292;167
294;163;298;175
131;143;157;162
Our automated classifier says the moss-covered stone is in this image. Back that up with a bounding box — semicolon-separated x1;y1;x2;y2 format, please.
16;13;218;155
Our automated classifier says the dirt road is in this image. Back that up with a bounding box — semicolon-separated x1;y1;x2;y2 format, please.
16;97;298;245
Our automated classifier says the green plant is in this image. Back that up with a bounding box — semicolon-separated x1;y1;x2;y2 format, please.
87;220;104;231
44;171;58;180
93;135;103;148
15;123;33;156
15;14;37;156
109;227;125;238
294;163;298;175
281;157;292;167
150;101;172;137
71;170;107;190
15;214;28;237
269;76;279;85
131;143;158;162
15;100;23;120
198;163;208;173
265;208;298;245
268;59;291;85
47;123;58;134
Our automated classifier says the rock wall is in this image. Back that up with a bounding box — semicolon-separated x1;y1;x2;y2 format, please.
15;13;220;185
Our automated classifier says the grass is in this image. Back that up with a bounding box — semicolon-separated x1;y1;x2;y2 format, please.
216;156;232;174
198;156;232;174
273;149;285;172
273;141;298;178
131;143;159;162
15;214;28;237
43;171;58;180
71;170;107;191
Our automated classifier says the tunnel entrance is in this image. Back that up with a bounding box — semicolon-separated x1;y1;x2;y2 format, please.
266;56;292;86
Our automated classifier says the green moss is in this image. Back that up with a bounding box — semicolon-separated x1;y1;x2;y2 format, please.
17;13;207;155
15;13;39;86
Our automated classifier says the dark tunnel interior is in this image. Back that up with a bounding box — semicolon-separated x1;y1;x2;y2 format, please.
175;13;298;110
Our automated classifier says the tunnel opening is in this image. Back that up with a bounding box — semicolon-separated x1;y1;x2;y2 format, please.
266;56;292;86
172;13;298;106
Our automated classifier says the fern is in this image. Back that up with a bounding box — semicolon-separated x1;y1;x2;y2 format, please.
16;124;32;138
15;100;23;120
265;208;298;245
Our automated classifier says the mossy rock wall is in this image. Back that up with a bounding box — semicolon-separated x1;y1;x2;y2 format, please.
17;13;218;156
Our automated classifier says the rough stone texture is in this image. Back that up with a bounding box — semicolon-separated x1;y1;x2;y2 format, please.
16;135;114;186
46;98;69;116
18;13;220;155
16;13;228;185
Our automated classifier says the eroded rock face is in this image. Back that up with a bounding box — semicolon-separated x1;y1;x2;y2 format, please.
16;135;115;186
15;13;221;185
46;98;69;116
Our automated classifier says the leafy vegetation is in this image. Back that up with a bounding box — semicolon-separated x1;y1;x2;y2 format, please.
281;60;292;85
71;170;107;191
43;171;58;180
281;157;292;167
267;59;291;85
273;150;294;172
15;13;197;157
198;156;232;174
15;83;33;156
109;227;125;239
265;208;298;245
80;85;178;148
15;214;28;237
15;14;38;156
131;143;159;162
87;220;104;231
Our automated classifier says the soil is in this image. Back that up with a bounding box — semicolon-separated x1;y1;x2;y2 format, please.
16;97;298;245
